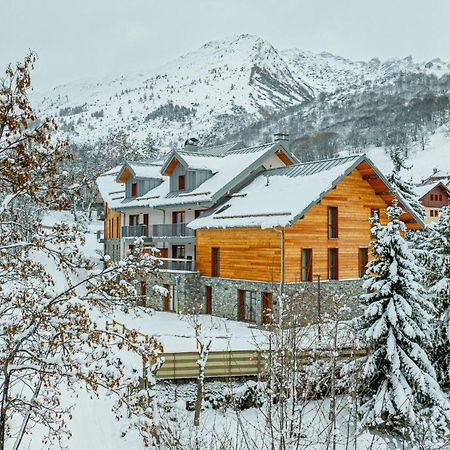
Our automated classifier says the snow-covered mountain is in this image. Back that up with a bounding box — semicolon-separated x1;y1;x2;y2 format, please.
282;49;450;95
33;34;450;148
34;34;312;147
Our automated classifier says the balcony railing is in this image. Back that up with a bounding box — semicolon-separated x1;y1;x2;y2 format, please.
122;224;148;238
159;257;195;272
121;223;195;239
152;223;195;238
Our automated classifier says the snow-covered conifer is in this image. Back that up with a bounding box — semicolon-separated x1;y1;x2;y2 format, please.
358;202;450;442
416;206;450;385
388;146;426;220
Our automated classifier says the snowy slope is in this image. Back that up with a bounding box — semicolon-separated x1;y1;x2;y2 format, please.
362;127;450;183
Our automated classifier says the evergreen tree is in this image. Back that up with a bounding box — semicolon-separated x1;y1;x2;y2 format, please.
358;203;450;442
416;206;450;385
388;146;426;220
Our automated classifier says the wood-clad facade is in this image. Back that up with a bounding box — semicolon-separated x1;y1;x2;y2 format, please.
196;166;400;283
104;203;121;239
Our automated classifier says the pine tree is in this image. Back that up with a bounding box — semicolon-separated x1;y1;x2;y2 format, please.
416;206;450;386
358;202;450;442
388;146;426;220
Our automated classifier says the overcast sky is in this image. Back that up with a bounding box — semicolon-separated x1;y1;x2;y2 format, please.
2;0;449;91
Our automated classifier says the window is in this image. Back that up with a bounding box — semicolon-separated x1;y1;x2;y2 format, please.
439;194;443;201
301;249;313;282
430;194;434;201
178;175;185;191
172;244;185;259
163;284;176;312
195;210;202;219
172;211;185;224
140;281;147;306
328;248;339;280
204;286;212;315
328;207;338;239
359;248;369;278
261;292;273;325
430;210;435;217
211;247;220;277
238;290;257;322
131;182;138;197
129;214;139;226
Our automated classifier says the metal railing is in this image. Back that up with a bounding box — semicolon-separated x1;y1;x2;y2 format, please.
159;257;195;272
152;223;195;238
121;223;195;239
122;224;148;238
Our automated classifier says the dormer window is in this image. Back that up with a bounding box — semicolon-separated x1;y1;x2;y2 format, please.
178;175;185;191
131;182;138;197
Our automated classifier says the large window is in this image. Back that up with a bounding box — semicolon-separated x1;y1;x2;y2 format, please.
211;247;220;277
238;290;257;322
204;286;212;315
128;214;139;226
261;292;273;325
163;284;176;312
301;248;313;282
172;245;185;259
178;175;186;191
328;248;339;280
359;248;369;278
328;207;338;239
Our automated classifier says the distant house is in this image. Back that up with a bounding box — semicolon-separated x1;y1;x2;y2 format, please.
97;136;424;325
415;181;450;223
421;168;450;185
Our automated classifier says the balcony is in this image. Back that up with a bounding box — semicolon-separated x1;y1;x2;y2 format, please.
152;223;195;239
121;223;195;240
122;224;148;238
159;257;196;272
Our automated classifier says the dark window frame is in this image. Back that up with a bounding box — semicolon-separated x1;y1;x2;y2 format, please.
328;248;339;280
328;206;338;239
131;182;138;197
238;289;257;323
211;247;220;277
178;175;186;191
301;248;313;282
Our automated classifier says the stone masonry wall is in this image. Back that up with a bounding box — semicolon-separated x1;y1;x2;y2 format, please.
139;271;365;326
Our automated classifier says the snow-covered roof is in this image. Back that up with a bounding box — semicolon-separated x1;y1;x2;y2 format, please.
199;141;246;156
118;141;295;209
415;181;450;199
189;155;425;230
115;161;164;182
96;165;125;208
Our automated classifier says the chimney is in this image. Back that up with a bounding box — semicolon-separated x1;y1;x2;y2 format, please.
273;133;289;148
184;137;199;152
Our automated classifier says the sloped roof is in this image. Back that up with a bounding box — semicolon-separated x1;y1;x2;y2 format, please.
200;141;246;156
189;155;426;230
415;181;450;199
97;140;297;210
116;161;164;182
96;165;125;208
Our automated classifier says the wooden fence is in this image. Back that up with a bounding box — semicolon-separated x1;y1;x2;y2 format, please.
156;347;368;381
106;319;368;381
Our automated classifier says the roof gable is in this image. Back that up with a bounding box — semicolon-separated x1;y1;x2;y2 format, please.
189;155;425;230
